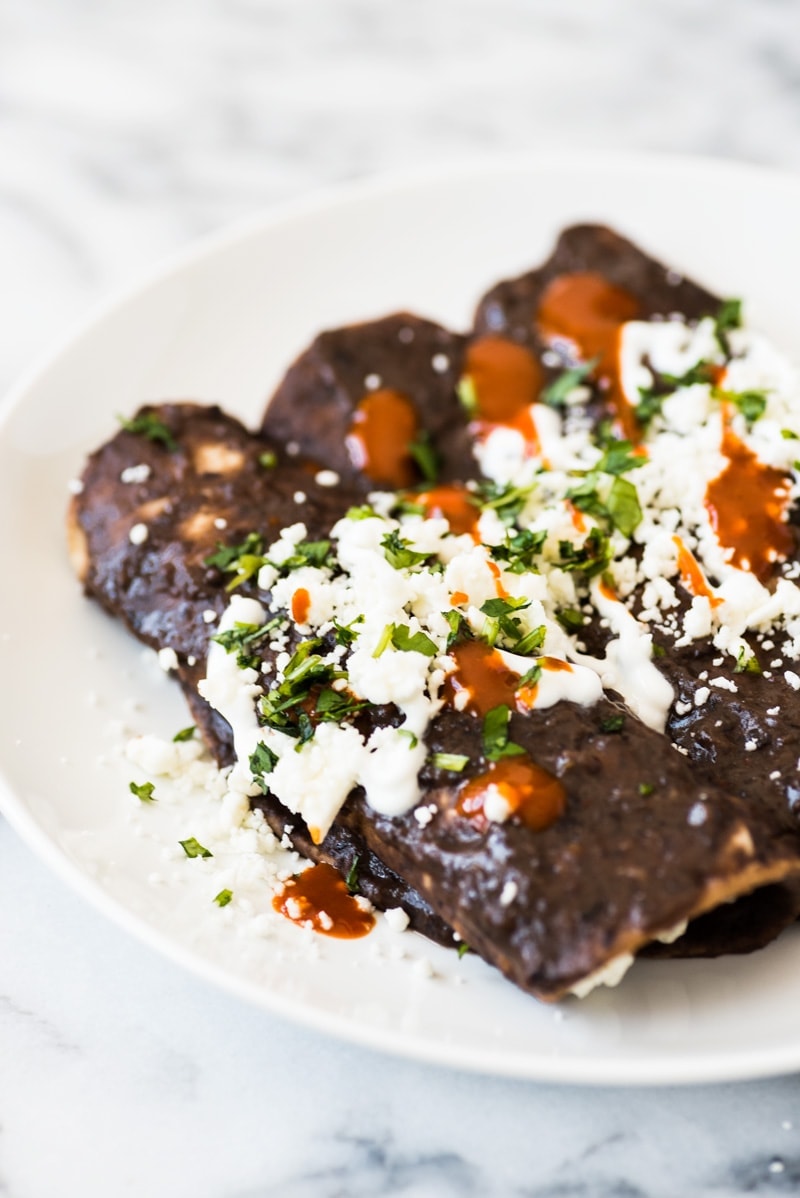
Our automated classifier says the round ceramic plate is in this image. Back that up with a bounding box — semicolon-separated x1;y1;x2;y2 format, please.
3;152;800;1086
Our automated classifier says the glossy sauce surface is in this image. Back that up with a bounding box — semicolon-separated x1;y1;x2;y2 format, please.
457;756;567;833
537;271;642;441
414;483;481;538
345;388;419;488
444;640;520;717
291;587;311;624
462;335;544;451
672;535;722;606
705;424;793;583
272;863;375;938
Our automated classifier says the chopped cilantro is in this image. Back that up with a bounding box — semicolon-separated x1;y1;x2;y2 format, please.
129;780;155;802
345;856;360;895
381;530;434;570
397;729;419;749
781;428;800;441
715;297;743;353
735;647;762;675
259;639;343;737
443;609;468;649
258;450;277;470
118;411;178;452
482;704;526;762
332;615;364;647
213;889;233;907
408;430;439;484
179;837;213;859
172;725;196;743
541;359;597;408
391;624;438;657
557;528;611;577
213;618;283;670
476;480;535;525
278;540;333;572
490;528;546;574
714;386;767;427
514;624;547;656
372;624;394;659
249;741;279;793
638;782;655;797
556;608;585;634
314;687;369;721
457;942;471;959
596;440;644;476
431;752;470;772
600;714;625;734
518;662;542;688
345;504;378;520
204;532;267;591
457;375;478;417
605;475;643;537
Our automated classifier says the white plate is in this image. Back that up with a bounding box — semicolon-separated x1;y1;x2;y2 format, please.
3;152;800;1086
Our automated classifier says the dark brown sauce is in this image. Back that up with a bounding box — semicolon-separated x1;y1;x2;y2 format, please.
672;535;722;607
272;862;375;938
457;756;566;833
291;586;311;624
345;388;419;488
462;335;544;451
537;271;642;442
705;423;793;583
414;483;481;538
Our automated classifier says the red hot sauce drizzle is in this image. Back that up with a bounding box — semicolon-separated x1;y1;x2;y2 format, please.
457;757;566;834
345;388;420;488
444;642;567;833
272;862;375;939
461;335;545;454
672;535;722;607
705;419;794;584
413;483;482;539
537;272;642;443
291;586;312;624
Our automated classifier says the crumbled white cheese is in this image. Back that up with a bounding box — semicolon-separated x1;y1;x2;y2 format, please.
129;522;148;545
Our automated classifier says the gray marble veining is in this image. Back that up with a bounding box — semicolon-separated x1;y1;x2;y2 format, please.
3;1;800;1194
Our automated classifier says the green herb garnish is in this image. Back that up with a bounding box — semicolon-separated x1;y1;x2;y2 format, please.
172;725;196;743
345;856;360;895
258;450;277;470
482;704;526;762
381;530;433;570
213;889;233;907
600;714;625;734
408;430;439;484
456;375;478;417
431;752;470;772
118;411;178;451
179;837;213;859
129;780;155;802
249;741;279;793
541;358;597;408
735;647;762;675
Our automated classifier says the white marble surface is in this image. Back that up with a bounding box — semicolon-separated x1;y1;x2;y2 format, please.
3;1;800;1194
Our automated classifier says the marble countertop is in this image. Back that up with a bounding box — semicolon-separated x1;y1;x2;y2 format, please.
3;1;800;1194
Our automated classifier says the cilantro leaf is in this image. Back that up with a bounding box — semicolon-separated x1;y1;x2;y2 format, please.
118;411;178;452
408;430;439;484
482;704;526;762
213;889;233;907
606;475;643;537
345;856;360;895
541;359;597;408
431;752;470;772
129;780;155;802
172;725;196;743
391;624;438;657
249;741;279;793
179;837;213;859
600;714;625;734
381;530;434;570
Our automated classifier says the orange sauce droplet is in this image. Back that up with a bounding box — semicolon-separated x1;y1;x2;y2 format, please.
414;483;481;538
444;640;520;717
705;423;794;583
272;863;375;939
487;560;509;598
567;500;587;534
462;335;544;452
291;587;311;624
537;272;642;442
346;389;419;488
672;535;722;607
598;577;617;602
450;590;469;606
457;756;566;833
